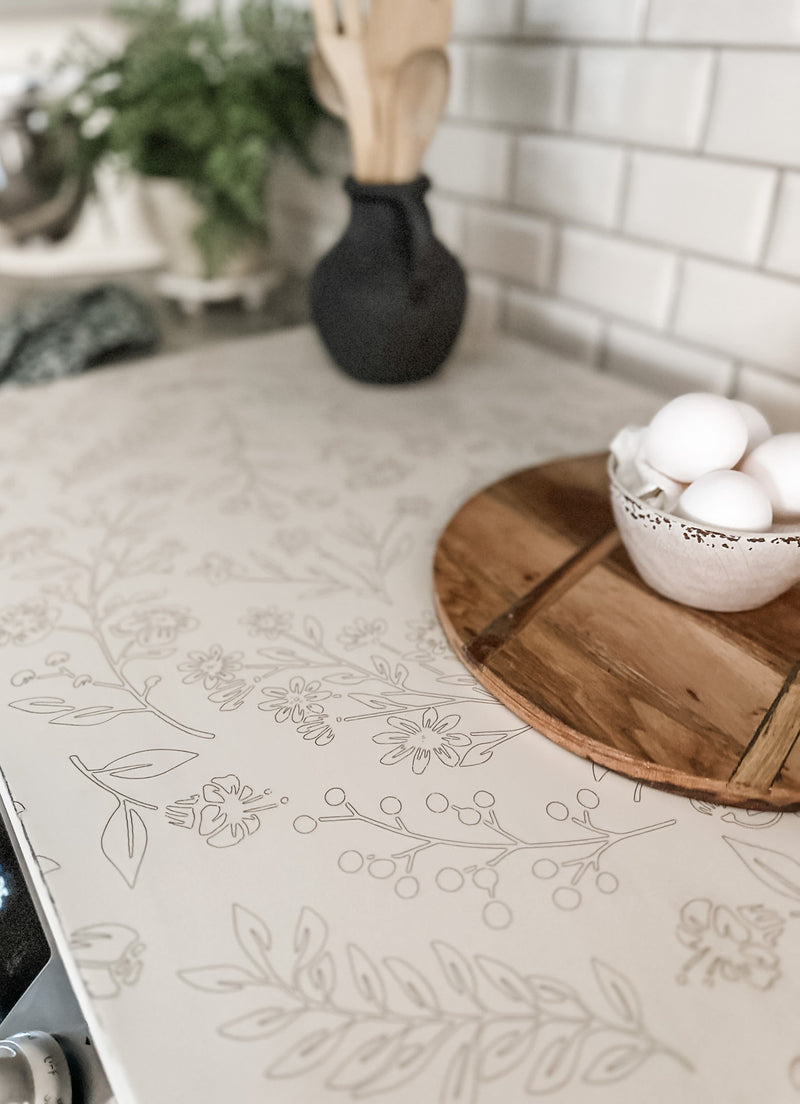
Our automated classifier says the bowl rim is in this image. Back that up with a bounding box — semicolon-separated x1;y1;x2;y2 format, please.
606;451;800;543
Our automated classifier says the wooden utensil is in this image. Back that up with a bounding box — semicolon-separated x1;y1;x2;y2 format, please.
391;48;450;181
363;0;453;179
310;48;346;120
311;0;378;179
433;452;800;811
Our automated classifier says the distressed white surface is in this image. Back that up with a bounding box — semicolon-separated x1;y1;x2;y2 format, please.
0;328;798;1104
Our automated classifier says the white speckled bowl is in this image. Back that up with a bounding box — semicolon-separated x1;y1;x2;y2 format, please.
608;454;800;611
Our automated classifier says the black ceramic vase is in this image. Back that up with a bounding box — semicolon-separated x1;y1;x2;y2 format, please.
309;175;467;384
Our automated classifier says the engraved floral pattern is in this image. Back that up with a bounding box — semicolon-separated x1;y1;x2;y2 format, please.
0;328;793;1104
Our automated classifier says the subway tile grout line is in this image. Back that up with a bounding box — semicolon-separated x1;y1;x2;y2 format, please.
755;169;783;270
563;46;579;131
449;35;800;53
638;0;655;40
693;47;720;151
437;113;795;175
663;255;686;333
431;184;800;288
477;269;795;383
613;150;633;232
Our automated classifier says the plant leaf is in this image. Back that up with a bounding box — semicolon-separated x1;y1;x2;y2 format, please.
348;944;386;1008
383;956;440;1012
371;655;392;681
178;964;262;993
325;671;369;686
525;975;587;1021
327;1030;401;1090
233;903;275;978
302;951;336;999
52;705;135;726
268;1025;348;1079
100;802;147;888
479;1026;538;1082
524;1022;585;1095
583;1041;650;1084
352;1022;446;1096
441;1041;479;1104
303;615;324;645
724;836;800;901
220;1007;298;1040
459;745;495;768
476;956;535;1006
9;696;73;715
592;961;641;1027
294;906;327;970
101;748;197;779
432;942;478;1001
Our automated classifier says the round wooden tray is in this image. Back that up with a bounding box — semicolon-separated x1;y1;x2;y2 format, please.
433;452;800;810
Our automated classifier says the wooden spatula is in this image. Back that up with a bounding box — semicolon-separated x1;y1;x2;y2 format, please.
391;48;450;182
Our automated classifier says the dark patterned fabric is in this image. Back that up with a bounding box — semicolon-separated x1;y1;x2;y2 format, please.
0;283;159;386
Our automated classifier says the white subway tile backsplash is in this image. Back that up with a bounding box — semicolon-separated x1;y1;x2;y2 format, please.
706;52;800;168
648;0;800;45
558;227;677;327
427;193;466;254
446;43;471;117
523;0;647;41
506;288;602;362
514;135;624;228
464;207;554;289
573;48;713;149
423;123;513;202
764;173;800;278
457;275;504;355
468;44;571;129
606;323;735;395
675;260;800;378
452;0;519;38
624;152;776;263
737;366;800;432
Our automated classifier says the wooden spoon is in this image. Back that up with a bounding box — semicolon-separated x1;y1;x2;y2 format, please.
391;48;450;182
310;48;345;120
311;0;378;179
363;0;453;179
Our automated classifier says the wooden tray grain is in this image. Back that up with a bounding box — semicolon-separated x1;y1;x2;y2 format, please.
433;452;800;810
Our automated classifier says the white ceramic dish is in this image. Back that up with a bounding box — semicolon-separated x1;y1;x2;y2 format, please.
608;454;800;612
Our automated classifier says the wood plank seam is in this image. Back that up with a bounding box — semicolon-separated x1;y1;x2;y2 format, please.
728;661;800;790
464;526;620;668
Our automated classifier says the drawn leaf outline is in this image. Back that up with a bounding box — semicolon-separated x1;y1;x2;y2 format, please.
233;903;275;978
724;836;800;901
348;944;386;1008
100;802;147;888
293;906;328;970
220;1007;298;1040
592;960;642;1027
476;955;535;1006
383;956;440;1012
268;1024;349;1079
178;963;262;993
432;941;478;1001
583;1040;650;1085
100;748;197;779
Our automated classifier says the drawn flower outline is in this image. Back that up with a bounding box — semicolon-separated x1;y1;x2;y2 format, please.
373;708;470;773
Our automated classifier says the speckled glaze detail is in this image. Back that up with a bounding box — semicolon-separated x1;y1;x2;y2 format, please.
608;456;800;611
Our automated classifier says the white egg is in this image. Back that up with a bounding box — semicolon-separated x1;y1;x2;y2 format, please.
732;400;772;454
741;433;800;520
676;470;773;532
644;392;748;483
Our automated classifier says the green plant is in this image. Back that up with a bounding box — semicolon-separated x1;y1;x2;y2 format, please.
55;0;321;277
